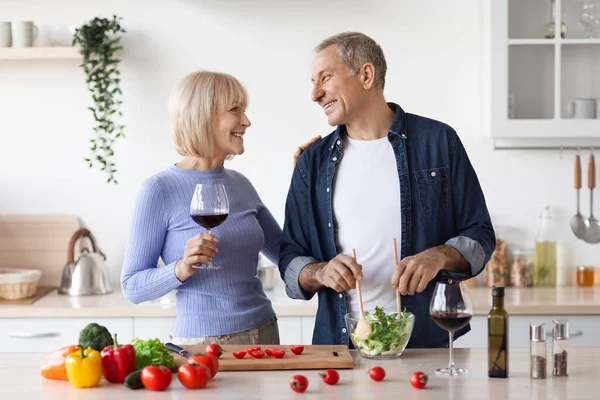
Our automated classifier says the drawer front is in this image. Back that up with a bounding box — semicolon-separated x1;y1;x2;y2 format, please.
454;315;600;348
0;318;133;353
133;317;176;343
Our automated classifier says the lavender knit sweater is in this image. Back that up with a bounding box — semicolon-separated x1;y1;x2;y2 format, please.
121;166;281;337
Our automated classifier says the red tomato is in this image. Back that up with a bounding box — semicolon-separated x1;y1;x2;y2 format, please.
289;374;308;393
247;346;261;352
140;365;172;391
232;351;247;359
289;345;304;355
177;362;211;389
271;349;286;358
410;371;428;389
265;349;273;356
188;354;219;379
249;350;265;359
319;369;339;385
369;366;386;382
205;344;223;359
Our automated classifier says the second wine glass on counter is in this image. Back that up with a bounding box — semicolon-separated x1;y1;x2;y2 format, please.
429;280;473;376
190;183;229;269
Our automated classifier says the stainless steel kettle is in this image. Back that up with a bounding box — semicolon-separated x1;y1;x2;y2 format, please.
58;228;112;296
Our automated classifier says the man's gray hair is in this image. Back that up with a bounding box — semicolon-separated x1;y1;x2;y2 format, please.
315;32;387;89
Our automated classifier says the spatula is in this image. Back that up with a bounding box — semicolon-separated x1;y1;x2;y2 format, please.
352;248;371;340
392;238;401;319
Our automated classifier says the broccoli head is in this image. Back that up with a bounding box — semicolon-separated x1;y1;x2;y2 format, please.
78;322;113;351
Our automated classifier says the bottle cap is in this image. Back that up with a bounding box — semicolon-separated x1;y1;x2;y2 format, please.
530;323;546;342
553;319;569;340
492;286;505;297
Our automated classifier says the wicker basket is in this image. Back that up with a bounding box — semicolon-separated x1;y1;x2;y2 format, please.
0;268;42;300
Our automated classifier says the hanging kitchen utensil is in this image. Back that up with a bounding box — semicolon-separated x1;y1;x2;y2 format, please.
571;152;587;239
584;149;600;243
58;228;113;295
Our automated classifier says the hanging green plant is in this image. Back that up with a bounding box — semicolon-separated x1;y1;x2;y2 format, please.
73;15;126;184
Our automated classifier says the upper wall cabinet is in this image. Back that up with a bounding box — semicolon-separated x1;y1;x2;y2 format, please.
485;0;600;148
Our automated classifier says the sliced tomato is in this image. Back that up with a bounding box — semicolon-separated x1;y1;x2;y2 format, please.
232;351;247;359
271;349;286;358
248;350;265;359
247;346;261;353
290;345;304;355
265;349;273;356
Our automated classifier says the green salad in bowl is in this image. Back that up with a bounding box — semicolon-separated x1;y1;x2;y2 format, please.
345;306;415;359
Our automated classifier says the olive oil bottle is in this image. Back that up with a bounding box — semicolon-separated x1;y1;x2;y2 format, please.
488;286;508;378
534;205;557;287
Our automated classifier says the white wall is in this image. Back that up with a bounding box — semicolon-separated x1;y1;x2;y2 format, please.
0;0;597;288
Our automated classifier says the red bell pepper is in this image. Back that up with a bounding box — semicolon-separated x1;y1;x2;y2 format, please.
100;334;136;383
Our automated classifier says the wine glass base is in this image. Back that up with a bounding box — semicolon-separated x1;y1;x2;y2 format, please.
435;367;468;376
192;263;223;270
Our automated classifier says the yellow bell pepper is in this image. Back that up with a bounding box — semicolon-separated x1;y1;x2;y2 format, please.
65;347;103;389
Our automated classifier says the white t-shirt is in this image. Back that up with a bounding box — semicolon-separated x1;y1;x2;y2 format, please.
332;135;402;316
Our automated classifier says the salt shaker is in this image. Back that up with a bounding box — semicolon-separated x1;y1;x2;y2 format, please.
552;319;569;376
530;323;547;379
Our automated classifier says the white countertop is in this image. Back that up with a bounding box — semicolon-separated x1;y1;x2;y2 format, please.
1;284;600;318
2;348;598;399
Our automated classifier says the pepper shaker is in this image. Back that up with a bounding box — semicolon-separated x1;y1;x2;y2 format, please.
530;323;547;379
552;319;569;376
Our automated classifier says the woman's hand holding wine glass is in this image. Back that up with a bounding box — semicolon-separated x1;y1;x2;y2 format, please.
175;233;219;281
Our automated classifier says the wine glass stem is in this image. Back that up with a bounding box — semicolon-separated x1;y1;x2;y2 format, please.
448;331;455;371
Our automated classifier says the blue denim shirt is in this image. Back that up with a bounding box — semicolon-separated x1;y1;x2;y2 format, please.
279;103;495;348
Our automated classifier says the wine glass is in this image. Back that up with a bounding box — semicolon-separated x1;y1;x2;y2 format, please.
429;280;473;376
189;183;229;269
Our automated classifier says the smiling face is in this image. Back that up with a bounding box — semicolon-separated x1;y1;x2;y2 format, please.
311;45;369;126
212;102;251;157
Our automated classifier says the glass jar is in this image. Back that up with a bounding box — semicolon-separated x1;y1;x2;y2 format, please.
530;323;547;379
552;320;569;376
511;248;534;288
486;238;509;287
576;266;595;287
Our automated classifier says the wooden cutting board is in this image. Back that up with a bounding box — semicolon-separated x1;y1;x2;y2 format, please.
173;345;354;371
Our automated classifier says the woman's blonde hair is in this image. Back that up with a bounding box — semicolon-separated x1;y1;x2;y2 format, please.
168;71;248;157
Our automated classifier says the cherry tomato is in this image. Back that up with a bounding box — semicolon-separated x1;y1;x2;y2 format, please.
265;349;273;356
140;365;172;391
205;344;223;359
247;346;261;352
249;350;265;359
177;362;211;389
319;369;339;385
271;349;286;358
289;345;304;355
369;366;386;382
188;354;219;379
290;374;308;393
232;351;247;359
410;371;428;389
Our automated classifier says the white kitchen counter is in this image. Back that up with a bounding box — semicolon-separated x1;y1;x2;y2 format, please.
1;348;599;399
1;284;600;318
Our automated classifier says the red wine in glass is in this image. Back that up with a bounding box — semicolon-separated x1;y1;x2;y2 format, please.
431;312;472;332
190;183;229;269
429;280;473;376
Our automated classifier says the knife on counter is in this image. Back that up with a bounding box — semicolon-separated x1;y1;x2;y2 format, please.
165;342;193;358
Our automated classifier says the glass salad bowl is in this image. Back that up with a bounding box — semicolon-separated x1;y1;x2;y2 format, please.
345;307;415;359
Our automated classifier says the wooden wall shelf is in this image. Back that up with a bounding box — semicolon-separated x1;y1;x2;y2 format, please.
0;47;80;60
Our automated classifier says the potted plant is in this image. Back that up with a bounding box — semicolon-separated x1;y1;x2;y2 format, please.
73;16;126;184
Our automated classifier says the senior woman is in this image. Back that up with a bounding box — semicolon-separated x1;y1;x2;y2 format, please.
121;70;318;345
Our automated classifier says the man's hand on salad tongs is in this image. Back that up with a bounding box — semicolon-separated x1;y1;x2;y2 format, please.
315;254;363;293
390;247;446;296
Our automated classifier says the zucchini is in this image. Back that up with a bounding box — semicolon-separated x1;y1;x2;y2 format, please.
124;369;144;390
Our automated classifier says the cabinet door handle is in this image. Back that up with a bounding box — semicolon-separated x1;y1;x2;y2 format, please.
8;332;61;338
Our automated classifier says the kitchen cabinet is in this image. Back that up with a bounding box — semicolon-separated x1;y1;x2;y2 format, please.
0;317;133;353
485;0;600;148
454;314;600;348
132;316;314;345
